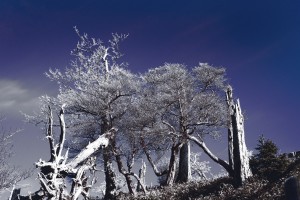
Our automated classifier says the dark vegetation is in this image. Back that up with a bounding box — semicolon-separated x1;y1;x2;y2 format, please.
250;135;290;182
116;136;299;200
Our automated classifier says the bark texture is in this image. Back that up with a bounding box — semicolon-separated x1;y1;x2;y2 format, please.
103;147;117;199
101;116;118;199
166;143;180;186
176;141;191;183
226;86;252;186
137;161;146;192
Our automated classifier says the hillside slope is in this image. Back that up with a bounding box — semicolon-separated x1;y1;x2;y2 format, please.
118;160;300;200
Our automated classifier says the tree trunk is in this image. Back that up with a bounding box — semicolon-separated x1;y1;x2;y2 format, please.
226;86;252;187
228;127;234;177
137;161;146;192
232;99;252;186
226;86;235;177
176;141;191;183
141;139;168;177
9;186;20;200
103;147;117;199
166;143;180;186
101;116;117;199
115;153;135;195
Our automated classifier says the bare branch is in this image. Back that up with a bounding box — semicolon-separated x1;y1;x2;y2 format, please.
56;104;66;159
67;128;116;169
47;106;56;162
140;139;168;177
188;135;233;175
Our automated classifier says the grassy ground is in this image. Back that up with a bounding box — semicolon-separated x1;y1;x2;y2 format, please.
116;160;300;200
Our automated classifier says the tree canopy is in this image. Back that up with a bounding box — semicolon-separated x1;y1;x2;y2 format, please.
18;30;254;200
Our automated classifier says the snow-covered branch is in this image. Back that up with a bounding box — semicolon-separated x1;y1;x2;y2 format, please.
30;105;117;199
188;135;233;175
67;128;116;169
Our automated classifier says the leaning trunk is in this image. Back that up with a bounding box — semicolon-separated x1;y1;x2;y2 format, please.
124;174;135;194
176;141;191;183
188;135;233;175
115;152;135;194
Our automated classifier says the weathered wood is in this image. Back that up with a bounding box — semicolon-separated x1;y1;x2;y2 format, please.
137;161;146;192
226;86;235;175
46;105;56;162
67;128;115;169
226;86;252;186
24;106;116;200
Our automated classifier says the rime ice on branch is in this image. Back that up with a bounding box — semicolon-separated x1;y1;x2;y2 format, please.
18;105;116;200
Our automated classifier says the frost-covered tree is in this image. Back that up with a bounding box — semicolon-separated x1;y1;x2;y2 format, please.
156;152;211;185
139;63;231;185
46;28;142;198
19;105;115;200
20;28;255;198
0;116;30;192
190;152;211;181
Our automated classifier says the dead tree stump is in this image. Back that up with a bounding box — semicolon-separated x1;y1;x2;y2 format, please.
226;86;252;187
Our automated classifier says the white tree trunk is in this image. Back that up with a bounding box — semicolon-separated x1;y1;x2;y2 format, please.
166;144;179;186
137;161;146;192
67;129;114;169
226;86;252;186
232;99;252;185
176;141;191;183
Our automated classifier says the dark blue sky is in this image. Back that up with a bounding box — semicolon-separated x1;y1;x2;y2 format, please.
0;0;300;173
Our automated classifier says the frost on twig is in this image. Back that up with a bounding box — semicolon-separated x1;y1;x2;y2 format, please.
23;105;116;200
